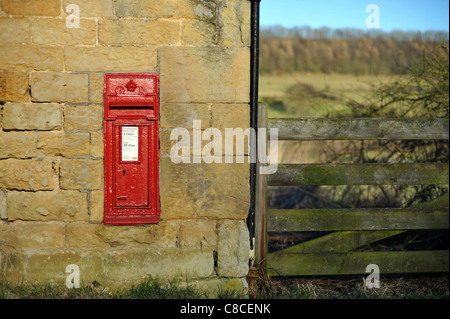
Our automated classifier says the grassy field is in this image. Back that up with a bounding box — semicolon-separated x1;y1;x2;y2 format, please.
259;72;393;118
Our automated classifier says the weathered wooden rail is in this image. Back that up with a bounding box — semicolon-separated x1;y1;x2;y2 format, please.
255;105;449;276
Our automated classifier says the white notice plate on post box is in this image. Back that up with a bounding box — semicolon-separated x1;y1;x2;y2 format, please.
122;126;139;162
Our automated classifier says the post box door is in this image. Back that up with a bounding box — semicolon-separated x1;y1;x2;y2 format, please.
114;124;149;207
104;119;159;225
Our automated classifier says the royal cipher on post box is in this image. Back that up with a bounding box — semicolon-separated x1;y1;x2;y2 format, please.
103;73;160;225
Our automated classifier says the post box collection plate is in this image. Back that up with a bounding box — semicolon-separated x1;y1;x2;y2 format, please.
104;73;160;225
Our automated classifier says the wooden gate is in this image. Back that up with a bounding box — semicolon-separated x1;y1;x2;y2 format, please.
255;104;449;276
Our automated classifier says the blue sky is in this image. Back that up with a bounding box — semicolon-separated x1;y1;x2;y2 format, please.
260;0;449;32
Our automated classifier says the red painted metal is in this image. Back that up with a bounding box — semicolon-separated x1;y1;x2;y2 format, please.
104;73;160;225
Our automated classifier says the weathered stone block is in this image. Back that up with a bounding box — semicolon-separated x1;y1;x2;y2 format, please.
160;46;250;103
89;73;104;104
2;0;61;16
2;103;62;131
211;104;250;131
7;190;88;221
99;19;180;45
26;250;105;284
31;18;96;45
0;45;63;72
115;0;197;18
0;249;27;284
160;103;212;129
62;0;114;17
0;71;29;102
221;0;251;47
0;158;54;190
90;131;103;158
211;104;250;156
89;190;103;223
179;219;218;249
0;18;30;44
160;158;249;219
64;105;102;131
65;223;110;248
60;158;103;190
105;249;214;281
31;72;89;103
37;131;90;156
0;190;6;219
216;220;250;277
65;46;158;72
95;221;179;248
0;221;64;249
181;19;215;46
0;131;39;159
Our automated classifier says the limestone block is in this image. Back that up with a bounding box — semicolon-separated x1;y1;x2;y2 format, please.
7;190;88;221
95;221;179;248
0;131;39;159
0;250;27;283
60;158;103;190
178;219;218;249
2;103;62;131
104;249;215;281
26;250;105;284
0;189;6;219
31;72;89;103
160;158;249;219
221;0;251;47
115;0;198;19
65;223;110;248
64;105;102;131
99;19;180;45
62;0;114;17
160;46;250;103
181;19;215;46
0;158;54;190
160;103;212;129
90;131;104;158
0;18;30;44
211;104;250;157
37;131;90;156
31;18;96;45
89;73;104;104
216;219;250;277
0;44;63;72
89;190;103;223
65;46;158;72
0;221;64;249
2;0;61;16
0;71;29;102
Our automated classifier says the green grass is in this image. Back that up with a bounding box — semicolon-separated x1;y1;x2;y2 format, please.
259;72;393;118
2;275;447;299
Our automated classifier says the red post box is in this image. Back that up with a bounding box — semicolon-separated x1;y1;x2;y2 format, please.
103;73;160;225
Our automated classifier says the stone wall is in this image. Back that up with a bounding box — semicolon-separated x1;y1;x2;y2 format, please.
0;0;251;295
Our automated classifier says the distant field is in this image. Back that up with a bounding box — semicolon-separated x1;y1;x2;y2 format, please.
259;73;394;118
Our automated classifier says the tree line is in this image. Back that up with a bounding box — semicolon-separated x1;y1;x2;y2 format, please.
260;26;449;75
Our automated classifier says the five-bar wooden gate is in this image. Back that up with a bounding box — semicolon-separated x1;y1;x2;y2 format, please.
255;104;449;276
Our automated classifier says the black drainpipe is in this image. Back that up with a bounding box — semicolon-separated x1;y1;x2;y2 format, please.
248;0;261;250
